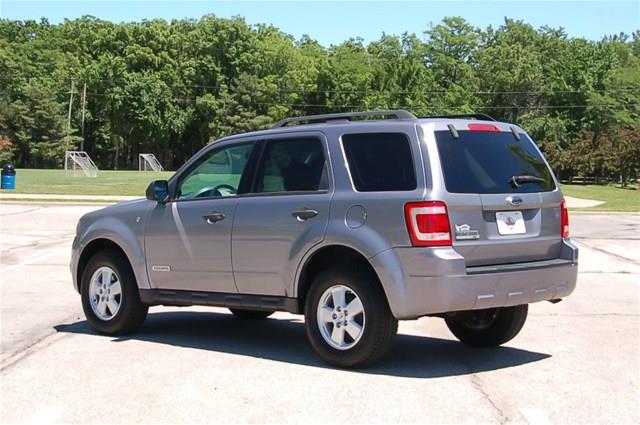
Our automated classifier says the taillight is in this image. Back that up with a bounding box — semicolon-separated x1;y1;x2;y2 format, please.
404;201;451;246
561;198;569;238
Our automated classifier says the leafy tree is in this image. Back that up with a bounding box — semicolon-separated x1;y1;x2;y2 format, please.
0;15;637;184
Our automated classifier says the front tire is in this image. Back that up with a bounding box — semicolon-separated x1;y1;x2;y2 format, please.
305;267;397;368
445;305;528;347
80;251;148;335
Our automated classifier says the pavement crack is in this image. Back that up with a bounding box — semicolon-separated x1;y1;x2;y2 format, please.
0;313;82;372
573;238;640;266
470;374;508;423
579;271;638;275
1;235;72;253
0;206;48;216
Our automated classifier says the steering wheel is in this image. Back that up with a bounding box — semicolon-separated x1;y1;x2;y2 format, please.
195;184;237;198
212;184;237;195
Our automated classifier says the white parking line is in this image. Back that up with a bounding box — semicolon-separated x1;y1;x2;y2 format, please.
0;248;65;274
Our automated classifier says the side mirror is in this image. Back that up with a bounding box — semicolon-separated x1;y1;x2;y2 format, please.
146;180;170;203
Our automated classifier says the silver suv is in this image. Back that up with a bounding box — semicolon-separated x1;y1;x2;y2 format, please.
71;110;578;368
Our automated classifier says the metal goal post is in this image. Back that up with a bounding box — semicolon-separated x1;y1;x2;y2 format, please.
64;151;99;177
138;153;164;172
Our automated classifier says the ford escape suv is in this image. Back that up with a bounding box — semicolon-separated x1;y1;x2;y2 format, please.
71;110;578;368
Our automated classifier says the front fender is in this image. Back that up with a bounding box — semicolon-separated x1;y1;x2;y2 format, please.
75;216;150;291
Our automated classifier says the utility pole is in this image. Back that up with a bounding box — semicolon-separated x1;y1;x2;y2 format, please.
80;83;87;151
66;78;76;151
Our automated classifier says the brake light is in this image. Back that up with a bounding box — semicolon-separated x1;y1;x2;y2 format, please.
404;201;451;246
561;198;569;238
468;123;500;132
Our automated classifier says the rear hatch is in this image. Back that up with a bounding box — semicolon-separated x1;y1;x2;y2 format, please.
433;123;563;267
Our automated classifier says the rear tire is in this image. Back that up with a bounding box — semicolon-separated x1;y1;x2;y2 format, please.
445;305;528;347
80;251;148;335
305;266;398;368
229;309;274;319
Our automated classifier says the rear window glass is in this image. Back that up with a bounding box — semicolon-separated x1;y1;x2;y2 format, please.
342;133;416;192
255;138;328;193
435;130;555;194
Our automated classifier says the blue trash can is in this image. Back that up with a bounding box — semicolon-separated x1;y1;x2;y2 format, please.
1;163;16;190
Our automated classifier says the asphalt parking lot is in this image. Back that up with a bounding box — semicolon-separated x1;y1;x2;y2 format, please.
1;203;638;424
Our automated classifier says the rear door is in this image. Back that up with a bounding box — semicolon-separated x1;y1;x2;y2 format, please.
432;124;563;266
231;134;331;296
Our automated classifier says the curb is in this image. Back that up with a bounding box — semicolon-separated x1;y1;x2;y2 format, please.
0;193;137;201
0;193;137;204
0;199;114;206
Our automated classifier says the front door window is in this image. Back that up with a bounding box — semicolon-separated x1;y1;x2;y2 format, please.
177;143;254;200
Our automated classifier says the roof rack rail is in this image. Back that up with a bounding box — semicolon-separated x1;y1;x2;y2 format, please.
422;113;496;122
273;109;417;128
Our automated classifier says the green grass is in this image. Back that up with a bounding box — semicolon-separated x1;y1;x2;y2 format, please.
0;169;174;196
561;184;640;212
2;170;638;212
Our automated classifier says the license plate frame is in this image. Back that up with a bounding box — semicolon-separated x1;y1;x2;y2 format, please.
496;211;526;235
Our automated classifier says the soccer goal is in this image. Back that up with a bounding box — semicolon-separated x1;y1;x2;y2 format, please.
64;151;99;177
139;153;164;172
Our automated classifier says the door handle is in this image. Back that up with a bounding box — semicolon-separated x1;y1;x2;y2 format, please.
203;211;226;224
291;208;319;221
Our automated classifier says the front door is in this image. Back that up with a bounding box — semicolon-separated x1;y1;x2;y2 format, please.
232;135;331;296
145;142;256;292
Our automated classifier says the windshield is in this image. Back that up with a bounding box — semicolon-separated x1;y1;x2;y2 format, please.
435;130;556;194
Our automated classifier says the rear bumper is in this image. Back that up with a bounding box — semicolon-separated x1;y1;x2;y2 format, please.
371;239;578;320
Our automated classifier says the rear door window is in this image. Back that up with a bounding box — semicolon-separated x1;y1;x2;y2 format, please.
435;130;555;194
342;133;416;192
254;137;328;193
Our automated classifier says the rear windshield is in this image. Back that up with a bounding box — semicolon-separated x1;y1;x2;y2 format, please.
435;130;555;194
342;133;417;192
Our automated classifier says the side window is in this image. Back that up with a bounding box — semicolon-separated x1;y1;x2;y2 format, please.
177;143;254;200
342;133;416;192
254;138;328;193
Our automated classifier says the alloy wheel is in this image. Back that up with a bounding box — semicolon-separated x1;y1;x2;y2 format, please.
88;266;122;321
316;284;366;350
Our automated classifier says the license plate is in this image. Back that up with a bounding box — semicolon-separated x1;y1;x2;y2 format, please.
496;211;526;235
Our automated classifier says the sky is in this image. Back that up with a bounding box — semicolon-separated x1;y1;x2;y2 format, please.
1;0;638;46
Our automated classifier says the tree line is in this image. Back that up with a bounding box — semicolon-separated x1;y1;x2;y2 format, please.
0;15;638;184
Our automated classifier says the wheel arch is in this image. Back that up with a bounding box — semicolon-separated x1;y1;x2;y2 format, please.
295;244;387;310
77;238;135;294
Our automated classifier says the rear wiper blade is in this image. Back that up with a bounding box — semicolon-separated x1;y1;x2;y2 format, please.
509;175;545;188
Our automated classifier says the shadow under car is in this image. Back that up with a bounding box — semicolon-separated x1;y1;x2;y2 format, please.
55;310;551;378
